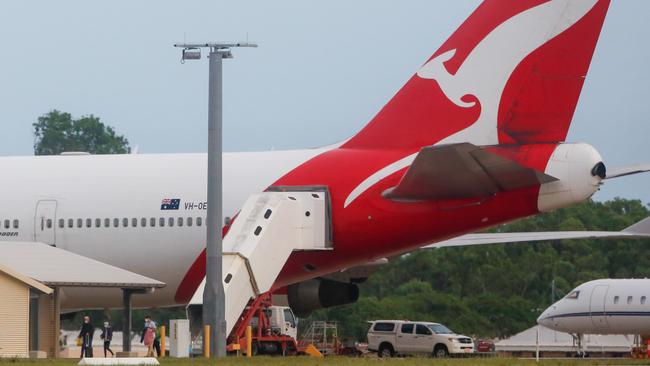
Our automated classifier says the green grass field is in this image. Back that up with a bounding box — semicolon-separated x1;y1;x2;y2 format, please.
1;357;650;366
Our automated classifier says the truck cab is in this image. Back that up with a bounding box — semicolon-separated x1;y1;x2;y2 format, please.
367;320;474;357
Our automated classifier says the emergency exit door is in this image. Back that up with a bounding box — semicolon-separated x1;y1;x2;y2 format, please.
34;200;57;246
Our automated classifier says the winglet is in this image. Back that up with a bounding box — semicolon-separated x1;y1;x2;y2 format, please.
623;217;650;235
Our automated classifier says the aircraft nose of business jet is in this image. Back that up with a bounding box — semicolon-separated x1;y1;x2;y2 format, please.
537;306;557;329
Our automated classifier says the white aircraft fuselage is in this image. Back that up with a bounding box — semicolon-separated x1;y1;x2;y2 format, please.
0;150;326;309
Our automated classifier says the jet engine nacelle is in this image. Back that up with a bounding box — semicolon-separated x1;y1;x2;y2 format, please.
287;278;359;317
538;143;604;212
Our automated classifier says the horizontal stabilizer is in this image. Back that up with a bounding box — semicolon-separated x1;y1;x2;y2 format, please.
424;216;650;249
384;143;556;201
605;163;650;179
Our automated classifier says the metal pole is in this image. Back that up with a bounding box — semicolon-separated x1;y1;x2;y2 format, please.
122;289;132;353
204;48;227;358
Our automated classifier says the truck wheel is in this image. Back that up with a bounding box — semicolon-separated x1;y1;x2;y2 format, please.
378;343;394;358
433;345;449;358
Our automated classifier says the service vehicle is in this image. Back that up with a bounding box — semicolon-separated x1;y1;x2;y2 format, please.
367;320;474;358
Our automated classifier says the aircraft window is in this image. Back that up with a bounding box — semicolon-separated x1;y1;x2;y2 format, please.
122;218;128;227
113;218;119;228
168;217;174;227
68;219;74;228
95;218;101;228
614;296;619;304
132;218;138;227
141;218;147;227
103;218;108;227
4;220;9;229
77;219;83;228
187;217;193;227
46;219;52;229
59;219;64;229
642;296;647;305
197;217;203;227
150;218;156;227
86;218;92;228
566;291;580;299
159;218;165;227
13;220;19;229
628;296;633;305
178;217;183;227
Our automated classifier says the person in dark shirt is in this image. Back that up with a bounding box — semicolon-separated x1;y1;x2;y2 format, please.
78;315;94;358
100;321;114;357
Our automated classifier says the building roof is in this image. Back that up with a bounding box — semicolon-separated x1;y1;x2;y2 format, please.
0;263;52;294
0;242;165;289
496;325;633;353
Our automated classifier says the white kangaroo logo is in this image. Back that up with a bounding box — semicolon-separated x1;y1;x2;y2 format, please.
344;0;599;208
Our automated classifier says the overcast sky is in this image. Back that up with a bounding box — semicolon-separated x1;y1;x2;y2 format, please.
0;1;649;204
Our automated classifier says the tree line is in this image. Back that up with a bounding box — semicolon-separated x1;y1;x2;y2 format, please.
306;198;650;341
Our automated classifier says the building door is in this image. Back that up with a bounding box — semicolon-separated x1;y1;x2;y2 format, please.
34;200;57;246
590;284;610;330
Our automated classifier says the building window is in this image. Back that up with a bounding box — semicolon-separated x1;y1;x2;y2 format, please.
628;296;633;305
150;218;156;227
178;217;183;227
187;217;193;227
68;219;74;228
86;218;92;228
77;218;83;228
132;218;138;227
13;219;19;229
159;218;165;227
59;219;64;228
197;217;203;227
168;217;174;227
614;296;619;304
113;218;119;228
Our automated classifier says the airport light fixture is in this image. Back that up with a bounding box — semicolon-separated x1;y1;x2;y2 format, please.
174;41;257;358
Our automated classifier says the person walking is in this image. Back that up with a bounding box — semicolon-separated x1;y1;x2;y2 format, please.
140;315;156;357
100;321;114;358
78;315;94;358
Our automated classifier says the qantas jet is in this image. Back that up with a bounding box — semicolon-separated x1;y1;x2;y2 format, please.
1;0;649;314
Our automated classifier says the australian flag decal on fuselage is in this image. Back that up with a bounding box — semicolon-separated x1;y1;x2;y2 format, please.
161;198;181;210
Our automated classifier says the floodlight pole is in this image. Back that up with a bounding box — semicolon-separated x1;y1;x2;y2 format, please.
174;41;257;358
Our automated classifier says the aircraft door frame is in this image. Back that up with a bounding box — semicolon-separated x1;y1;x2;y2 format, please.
589;284;610;330
34;200;57;246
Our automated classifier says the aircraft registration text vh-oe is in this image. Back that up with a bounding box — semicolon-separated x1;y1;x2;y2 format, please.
1;0;649;314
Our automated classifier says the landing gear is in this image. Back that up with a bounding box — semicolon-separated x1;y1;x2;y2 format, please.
572;333;588;357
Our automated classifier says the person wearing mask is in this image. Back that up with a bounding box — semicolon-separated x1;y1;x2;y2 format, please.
100;321;114;358
140;315;156;357
78;315;94;358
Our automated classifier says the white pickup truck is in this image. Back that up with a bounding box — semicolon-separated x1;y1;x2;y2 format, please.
367;320;474;357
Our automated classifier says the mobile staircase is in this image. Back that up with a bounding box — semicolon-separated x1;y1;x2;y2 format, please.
187;190;332;339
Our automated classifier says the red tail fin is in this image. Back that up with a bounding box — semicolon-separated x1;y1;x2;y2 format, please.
343;0;610;150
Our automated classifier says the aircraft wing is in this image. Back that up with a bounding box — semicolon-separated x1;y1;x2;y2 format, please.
424;216;650;249
383;143;557;201
605;163;650;179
